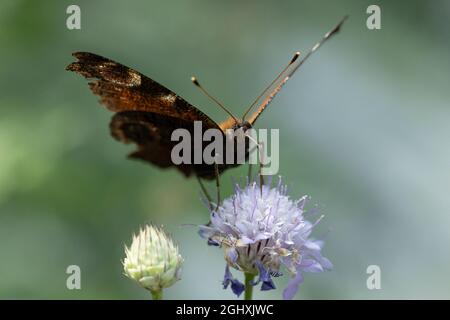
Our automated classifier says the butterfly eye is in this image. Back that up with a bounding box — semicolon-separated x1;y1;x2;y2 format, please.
242;121;252;130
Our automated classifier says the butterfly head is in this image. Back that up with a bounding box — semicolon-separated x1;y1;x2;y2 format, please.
226;120;253;143
233;120;252;132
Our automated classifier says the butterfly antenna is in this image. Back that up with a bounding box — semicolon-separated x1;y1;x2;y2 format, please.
242;51;300;121
191;76;239;123
287;15;348;78
245;16;348;125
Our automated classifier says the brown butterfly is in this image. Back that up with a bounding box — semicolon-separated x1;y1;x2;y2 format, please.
66;17;346;180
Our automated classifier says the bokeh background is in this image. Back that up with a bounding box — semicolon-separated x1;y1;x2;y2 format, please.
1;0;449;299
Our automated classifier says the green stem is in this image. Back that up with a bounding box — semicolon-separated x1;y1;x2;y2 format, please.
150;289;163;300
244;273;255;300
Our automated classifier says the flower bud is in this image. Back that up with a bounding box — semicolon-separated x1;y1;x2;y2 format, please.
123;225;183;295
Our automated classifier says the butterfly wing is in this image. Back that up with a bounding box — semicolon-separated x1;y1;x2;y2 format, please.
66;52;226;179
110;111;229;179
66;52;220;126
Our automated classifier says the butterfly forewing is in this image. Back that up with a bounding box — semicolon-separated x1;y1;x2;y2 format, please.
67;52;221;127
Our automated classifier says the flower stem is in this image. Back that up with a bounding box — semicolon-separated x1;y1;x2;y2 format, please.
150;289;163;300
244;273;255;300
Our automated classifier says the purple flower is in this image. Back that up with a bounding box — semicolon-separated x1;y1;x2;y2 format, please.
223;265;245;297
199;178;332;299
251;261;276;291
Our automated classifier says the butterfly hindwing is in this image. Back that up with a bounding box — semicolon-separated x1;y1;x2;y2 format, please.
110;111;232;179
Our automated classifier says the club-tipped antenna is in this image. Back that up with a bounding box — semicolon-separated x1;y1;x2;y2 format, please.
191;76;238;123
246;16;348;125
242;51;301;121
286;15;348;78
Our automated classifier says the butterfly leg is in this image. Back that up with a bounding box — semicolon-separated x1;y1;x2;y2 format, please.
246;134;265;195
214;161;221;211
247;162;253;182
258;139;265;195
196;175;213;211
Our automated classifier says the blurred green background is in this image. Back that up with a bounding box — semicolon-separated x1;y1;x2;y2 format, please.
1;0;449;299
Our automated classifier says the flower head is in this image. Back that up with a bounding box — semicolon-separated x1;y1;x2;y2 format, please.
123;225;183;294
199;178;332;299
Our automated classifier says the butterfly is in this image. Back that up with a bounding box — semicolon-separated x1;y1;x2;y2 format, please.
66;17;346;180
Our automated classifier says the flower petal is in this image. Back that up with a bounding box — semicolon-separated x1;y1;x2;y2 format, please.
251;261;276;291
225;247;238;263
301;261;324;273
207;238;220;246
222;265;245;297
231;278;245;296
283;271;304;300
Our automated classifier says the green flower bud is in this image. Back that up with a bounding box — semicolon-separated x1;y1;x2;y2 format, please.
123;225;183;297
